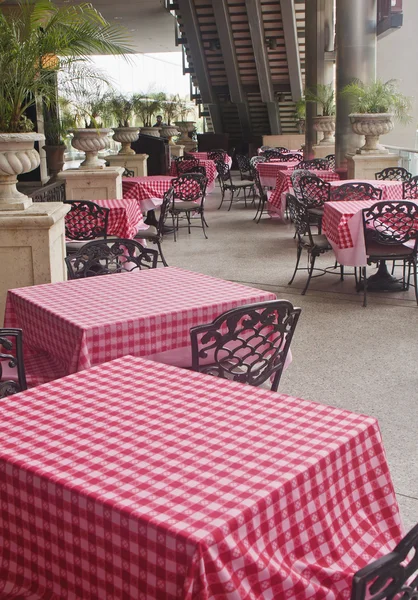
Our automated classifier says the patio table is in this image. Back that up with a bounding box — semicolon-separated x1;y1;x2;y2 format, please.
0;355;403;599
169;159;217;193
329;179;404;201
189;151;232;168
268;168;340;219
256;160;299;187
92;197;145;239
4;267;276;384
122;175;173;212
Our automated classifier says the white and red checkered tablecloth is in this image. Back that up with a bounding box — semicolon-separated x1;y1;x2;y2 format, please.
93;197;145;238
189;151;232;168
268;169;340;218
0;355;403;599
4;268;276;383
329;179;404;201
122;176;173;212
256;160;300;187
169;159;217;193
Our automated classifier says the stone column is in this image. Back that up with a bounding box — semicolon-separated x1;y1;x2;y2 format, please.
304;0;318;159
335;0;377;175
57;166;124;200
106;154;149;177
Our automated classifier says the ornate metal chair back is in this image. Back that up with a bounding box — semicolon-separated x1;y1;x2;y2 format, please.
0;328;27;398
351;522;418;600
403;176;418;199
331;182;383;202
236;154;252;174
362;201;418;249
286;193;313;242
190;300;301;392
65;239;159;279
291;169;312;201
325;154;336;170
157;188;174;235
296;158;330;171
122;168;135;177
208;150;227;162
250;156;267;167
175;157;200;175
171;173;208;202
376;167;412;182
63;200;109;241
299;175;331;209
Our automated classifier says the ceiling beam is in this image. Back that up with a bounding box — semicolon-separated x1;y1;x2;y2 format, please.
280;0;303;102
212;0;252;138
245;0;281;134
176;0;223;132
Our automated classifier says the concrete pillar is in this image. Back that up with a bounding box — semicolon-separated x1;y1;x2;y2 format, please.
107;154;149;177
304;0;318;158
335;0;377;174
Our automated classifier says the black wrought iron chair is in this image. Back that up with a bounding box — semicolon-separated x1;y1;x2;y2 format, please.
65;239;159;279
296;158;330;171
63;200;110;254
216;160;255;210
274;146;289;153
291;169;312;201
263;149;284;160
0;329;27;398
299;174;331;233
375;167;412;182
287;193;334;295
190;300;301;392
351;522;418;600
331;182;383;202
325;154;336;170
402;176;418;199
266;152;303;163
122;168;135;177
208;149;227;162
169;173;208;241
134;188;173;266
358;201;418;307
236;154;253;180
173;156;200;176
250;156;267;167
259;145;274;153
252;168;269;223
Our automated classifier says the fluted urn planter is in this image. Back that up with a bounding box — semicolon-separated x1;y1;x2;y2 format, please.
140;126;160;138
112;127;139;155
44;144;66;177
349;113;394;154
313;116;335;145
175;121;197;152
69;128;112;169
160;125;180;146
0;132;45;210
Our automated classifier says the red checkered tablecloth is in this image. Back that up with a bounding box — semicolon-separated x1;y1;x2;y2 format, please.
169;159;217;192
329;179;404;201
93;197;144;238
269;169;340;212
256;161;299;186
322;200;375;249
4;268;276;381
122;175;174;207
189;151;232;168
0;355;403;599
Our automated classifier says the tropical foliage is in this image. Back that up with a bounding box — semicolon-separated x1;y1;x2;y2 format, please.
341;79;412;124
132;93;163;127
108;94;135;128
0;0;132;133
305;84;335;117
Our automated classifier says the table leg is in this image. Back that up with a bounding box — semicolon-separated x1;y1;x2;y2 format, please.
358;260;406;292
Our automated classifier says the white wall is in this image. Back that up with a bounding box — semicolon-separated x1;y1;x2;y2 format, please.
377;0;418;148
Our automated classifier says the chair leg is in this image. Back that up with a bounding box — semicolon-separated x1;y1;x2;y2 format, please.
256;200;265;224
228;190;235;211
218;188;225;209
186;211;191;234
288;246;302;285
413;258;418;305
201;213;208;239
254;197;262;222
243;188;247;207
362;266;368;307
156;240;168;267
302;253;316;295
172;212;177;242
340;264;344;281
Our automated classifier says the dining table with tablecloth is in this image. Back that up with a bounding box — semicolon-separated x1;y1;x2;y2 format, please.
92;197;146;238
122;175;173;212
4;267;277;385
256;160;300;187
188;151;232;168
0;354;403;599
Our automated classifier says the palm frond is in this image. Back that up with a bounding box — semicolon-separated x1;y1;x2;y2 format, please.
341;79;412;124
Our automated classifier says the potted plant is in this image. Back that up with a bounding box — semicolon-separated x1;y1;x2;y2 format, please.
341;79;412;153
43;97;77;177
294;97;306;134
175;100;196;146
0;0;131;209
159;94;181;145
305;84;336;145
133;93;162;137
108;94;139;155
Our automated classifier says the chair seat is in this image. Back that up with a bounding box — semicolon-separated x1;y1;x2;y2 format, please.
228;180;254;188
172;201;201;211
307;208;324;217
367;241;414;258
301;234;331;250
135;225;158;239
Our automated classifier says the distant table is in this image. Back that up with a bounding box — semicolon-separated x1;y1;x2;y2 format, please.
122;176;173;212
329;179;404;201
169;159;217;193
4;268;276;384
268;168;340;219
0;355;403;599
189;151;232;168
93;197;145;238
256;160;299;187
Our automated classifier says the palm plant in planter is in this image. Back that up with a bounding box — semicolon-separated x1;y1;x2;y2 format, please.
341;79;412;154
294;97;306;134
43;98;77;177
133;93;162;137
108;94;139;155
175;100;196;146
159;94;181;145
0;0;131;209
305;84;336;145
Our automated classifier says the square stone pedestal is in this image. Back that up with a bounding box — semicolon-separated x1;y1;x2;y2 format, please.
57;166;124;200
106;154;149;177
169;145;185;160
0;202;70;325
313;144;335;159
346;152;400;180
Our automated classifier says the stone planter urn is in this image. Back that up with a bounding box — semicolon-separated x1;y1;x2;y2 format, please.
349;113;394;154
0;132;45;210
112;127;139;155
44;144;66;177
160;125;180;146
69;128;112;169
313;115;335;144
175;121;197;152
140;126;161;138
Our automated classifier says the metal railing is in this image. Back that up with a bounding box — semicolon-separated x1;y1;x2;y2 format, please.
29;180;66;203
383;145;418;176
